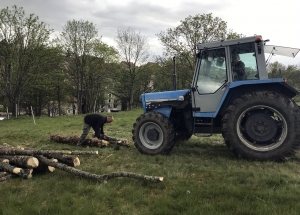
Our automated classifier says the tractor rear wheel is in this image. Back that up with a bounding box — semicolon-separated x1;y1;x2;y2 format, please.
222;91;300;161
132;112;175;155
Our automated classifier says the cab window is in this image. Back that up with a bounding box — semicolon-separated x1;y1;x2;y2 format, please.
230;43;259;81
196;48;227;94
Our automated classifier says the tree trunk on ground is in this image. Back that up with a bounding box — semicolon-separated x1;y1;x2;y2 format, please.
0;173;12;182
1;158;9;163
50;134;110;147
99;134;130;147
0;148;99;156
36;155;163;183
50;134;129;147
0;155;39;168
43;154;80;167
0;172;7;178
0;162;32;179
34;158;57;173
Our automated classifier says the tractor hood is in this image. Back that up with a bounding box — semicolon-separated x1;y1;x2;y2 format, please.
143;89;189;104
141;89;190;114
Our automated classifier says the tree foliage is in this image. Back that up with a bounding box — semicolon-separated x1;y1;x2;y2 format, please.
267;61;300;101
59;19;118;114
155;13;244;90
0;5;53;116
23;45;67;116
113;27;151;110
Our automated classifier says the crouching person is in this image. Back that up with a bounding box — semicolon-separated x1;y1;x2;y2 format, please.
77;114;114;146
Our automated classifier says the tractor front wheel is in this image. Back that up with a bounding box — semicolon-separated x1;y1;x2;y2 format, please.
132;112;175;155
222;91;300;161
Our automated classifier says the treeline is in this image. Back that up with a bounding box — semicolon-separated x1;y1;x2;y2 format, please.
0;6;299;116
268;61;300;101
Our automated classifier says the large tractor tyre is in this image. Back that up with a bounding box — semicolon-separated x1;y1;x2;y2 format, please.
132;111;175;155
222;91;300;161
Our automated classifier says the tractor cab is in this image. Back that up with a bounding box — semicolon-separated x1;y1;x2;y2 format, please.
191;36;299;116
195;36;266;84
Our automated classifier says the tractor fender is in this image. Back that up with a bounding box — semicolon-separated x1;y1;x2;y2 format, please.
219;79;299;115
152;107;173;118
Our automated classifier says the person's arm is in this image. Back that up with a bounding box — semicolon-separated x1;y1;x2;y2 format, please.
100;125;104;135
94;117;105;138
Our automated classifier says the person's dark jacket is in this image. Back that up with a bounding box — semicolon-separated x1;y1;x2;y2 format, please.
84;114;107;138
233;61;246;80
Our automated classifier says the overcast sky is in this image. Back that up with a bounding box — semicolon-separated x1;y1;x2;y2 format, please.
1;0;299;66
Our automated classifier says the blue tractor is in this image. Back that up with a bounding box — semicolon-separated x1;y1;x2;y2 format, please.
132;35;300;161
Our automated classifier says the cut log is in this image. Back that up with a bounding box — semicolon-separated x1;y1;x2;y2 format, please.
99;134;130;147
0;155;39;168
0;148;98;156
34;158;57;173
43;154;80;167
36;155;163;183
0;162;32;179
0;173;12;182
50;134;111;147
1;158;9;163
0;144;24;150
50;134;130;147
50;134;80;144
96;139;110;147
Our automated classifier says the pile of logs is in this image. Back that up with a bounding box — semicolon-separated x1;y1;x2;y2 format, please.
50;134;130;147
0;145;163;183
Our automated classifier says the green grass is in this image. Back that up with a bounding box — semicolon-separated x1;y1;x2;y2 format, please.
1;109;300;215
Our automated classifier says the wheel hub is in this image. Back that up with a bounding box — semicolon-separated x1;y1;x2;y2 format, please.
147;128;160;141
244;113;278;142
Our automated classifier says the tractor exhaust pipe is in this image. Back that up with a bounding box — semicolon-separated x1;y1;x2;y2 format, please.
173;56;177;90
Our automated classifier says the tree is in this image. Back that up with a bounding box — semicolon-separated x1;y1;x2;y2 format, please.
113;27;150;110
82;43;118;113
150;57;175;92
156;13;243;89
0;5;52;116
59;19;97;114
267;61;286;78
267;62;300;101
22;45;66;116
59;20;118;114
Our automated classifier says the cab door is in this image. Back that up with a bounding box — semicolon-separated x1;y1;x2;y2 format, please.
191;48;229;114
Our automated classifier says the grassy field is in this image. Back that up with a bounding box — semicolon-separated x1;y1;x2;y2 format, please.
1;109;300;215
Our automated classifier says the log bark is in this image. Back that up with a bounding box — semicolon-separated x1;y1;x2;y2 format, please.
36;155;163;183
43;154;80;167
0;148;98;156
1;143;24;150
50;134;110;147
34;158;57;173
50;134;80;144
99;134;130;147
0;162;32;179
1;158;9;163
0;172;7;178
0;155;39;168
0;173;12;182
